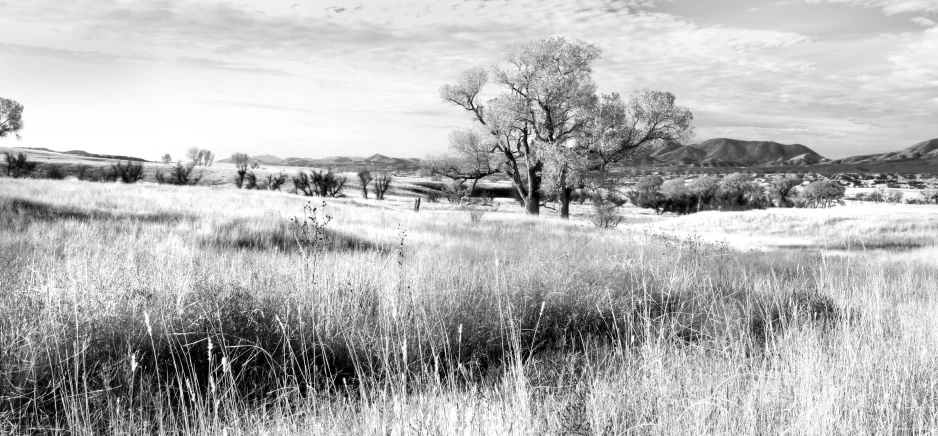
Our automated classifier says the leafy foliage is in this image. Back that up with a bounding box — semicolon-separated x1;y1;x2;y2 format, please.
0;97;24;139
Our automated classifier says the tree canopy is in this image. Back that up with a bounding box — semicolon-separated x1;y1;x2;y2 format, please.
0;97;24;139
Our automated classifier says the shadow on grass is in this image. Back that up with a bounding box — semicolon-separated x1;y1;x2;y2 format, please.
202;218;392;254
0;197;195;225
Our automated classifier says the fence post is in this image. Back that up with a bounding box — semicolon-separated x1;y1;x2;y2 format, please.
414;197;421;213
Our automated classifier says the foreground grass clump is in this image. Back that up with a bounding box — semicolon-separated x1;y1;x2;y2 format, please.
1;179;938;435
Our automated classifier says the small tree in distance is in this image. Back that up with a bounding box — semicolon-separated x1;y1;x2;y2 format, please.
357;170;373;199
231;152;251;188
161;153;172;164
373;173;392;200
186;147;201;165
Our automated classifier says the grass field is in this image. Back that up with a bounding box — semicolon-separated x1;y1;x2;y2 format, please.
2;178;938;435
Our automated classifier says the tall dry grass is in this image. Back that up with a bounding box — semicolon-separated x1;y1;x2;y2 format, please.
0;178;937;435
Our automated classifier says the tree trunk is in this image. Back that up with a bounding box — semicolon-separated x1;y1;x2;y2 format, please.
559;186;572;219
524;163;542;215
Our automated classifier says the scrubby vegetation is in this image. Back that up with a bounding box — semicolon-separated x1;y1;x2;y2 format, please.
2;151;37;178
1;178;937;434
626;172;849;215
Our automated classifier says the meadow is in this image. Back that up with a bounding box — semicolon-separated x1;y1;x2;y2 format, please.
2;178;938;435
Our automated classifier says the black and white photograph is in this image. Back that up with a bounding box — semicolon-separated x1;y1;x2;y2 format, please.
1;0;938;434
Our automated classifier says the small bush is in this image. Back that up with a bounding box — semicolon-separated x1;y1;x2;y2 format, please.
292;170;347;197
266;172;286;191
160;162;202;185
108;160;144;184
2;152;37;178
444;179;468;203
591;191;624;228
244;171;259;189
43;165;66;180
749;290;845;347
797;180;845;208
425;190;442;203
466;207;485;222
923;189;938;205
75;165;97;181
884;190;904;204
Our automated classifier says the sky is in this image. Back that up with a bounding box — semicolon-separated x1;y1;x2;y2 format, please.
0;0;936;161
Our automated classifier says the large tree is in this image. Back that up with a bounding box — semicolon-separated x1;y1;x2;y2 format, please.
442;38;600;215
442;37;694;218
0;97;24;139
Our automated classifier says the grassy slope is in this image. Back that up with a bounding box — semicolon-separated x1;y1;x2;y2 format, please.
1;179;938;434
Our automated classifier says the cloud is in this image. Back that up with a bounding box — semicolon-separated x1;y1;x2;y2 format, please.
0;42;152;65
803;0;938;15
196;100;317;113
3;0;936;157
911;15;937;24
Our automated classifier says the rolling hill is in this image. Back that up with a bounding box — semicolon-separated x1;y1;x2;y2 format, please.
653;138;827;167
832;138;938;164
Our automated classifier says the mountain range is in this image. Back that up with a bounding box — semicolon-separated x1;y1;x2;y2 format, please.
828;138;938;165
212;137;938;170
216;153;421;169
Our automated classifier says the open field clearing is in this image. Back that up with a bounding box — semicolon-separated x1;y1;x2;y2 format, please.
1;178;938;435
649;203;938;252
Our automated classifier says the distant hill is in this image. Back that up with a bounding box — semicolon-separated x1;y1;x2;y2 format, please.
250;154;422;170
653;138;827;167
18;148;149;162
251;154;282;164
833;138;938;164
217;154;282;165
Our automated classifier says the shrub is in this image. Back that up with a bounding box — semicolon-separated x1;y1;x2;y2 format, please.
234;169;248;188
660;178;695;215
798;179;845;208
75;165;98;181
767;174;802;207
245;171;261;189
43;165;66;180
159;162;202;185
425;190;442;203
716;173;765;210
923;189;938;205
372;173;392;200
591;191;625;228
444;179;468;203
108;160;144;183
2;151;37;178
266;172;286;191
466;206;485;222
292;170;347;197
626;176;665;213
884;190;904;204
688;175;719;211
